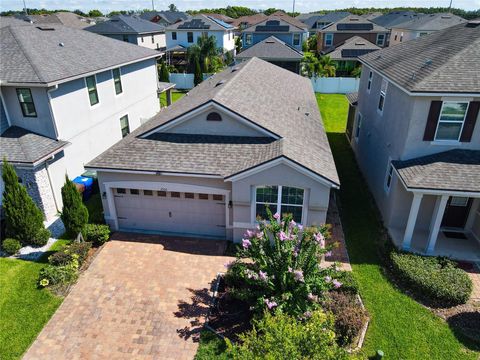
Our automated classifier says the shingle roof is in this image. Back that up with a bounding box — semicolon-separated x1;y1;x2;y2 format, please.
167;14;234;31
359;21;480;93
0;126;69;165
321;15;388;33
0;24;160;85
85;15;165;35
236;36;303;60
0;16;30;28
392;13;466;31
346;92;358;105
87;58;339;186
298;12;351;29
230;14;268;28
243;13;308;32
140;11;189;24
393;150;480;193
371;11;422;29
326;36;380;60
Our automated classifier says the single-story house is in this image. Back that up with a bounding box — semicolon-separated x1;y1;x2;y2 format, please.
86;57;339;241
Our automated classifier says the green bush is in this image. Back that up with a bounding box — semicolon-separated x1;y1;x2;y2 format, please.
324;291;368;346
61;176;88;238
84;224;110;246
335;271;359;294
2;238;21;255
65;242;91;265
48;251;73;266
30;228;51;247
39;259;79;287
390;252;472;305
227;310;347;359
2;160;48;245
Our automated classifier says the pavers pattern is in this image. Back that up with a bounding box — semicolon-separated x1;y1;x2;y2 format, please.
24;233;233;360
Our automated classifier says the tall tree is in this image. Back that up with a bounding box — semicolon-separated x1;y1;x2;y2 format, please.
159;60;170;82
194;57;203;86
168;4;178;12
197;35;219;72
61;176;89;238
88;9;103;17
2;160;48;245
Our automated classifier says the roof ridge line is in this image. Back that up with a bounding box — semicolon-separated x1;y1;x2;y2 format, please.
7;26;45;83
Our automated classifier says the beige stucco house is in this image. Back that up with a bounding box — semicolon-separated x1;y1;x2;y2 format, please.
86;58;339;241
347;21;480;261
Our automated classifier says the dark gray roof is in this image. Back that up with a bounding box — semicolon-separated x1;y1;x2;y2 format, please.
0;126;69;165
393;150;480;193
360;22;480;93
243;15;307;33
298;12;351;30
392;13;466;31
321;15;388;33
87;57;339;186
167;15;234;31
346;92;358;105
157;81;175;92
0;16;31;28
236;36;303;60
140;11;189;24
326;36;380;60
0;24;160;85
371;11;422;29
85;15;165;35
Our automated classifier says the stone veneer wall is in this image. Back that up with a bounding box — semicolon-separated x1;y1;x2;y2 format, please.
15;164;58;221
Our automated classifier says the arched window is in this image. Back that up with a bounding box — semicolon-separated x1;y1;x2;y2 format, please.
206;112;222;121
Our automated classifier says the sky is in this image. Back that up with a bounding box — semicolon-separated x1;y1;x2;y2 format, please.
1;0;479;13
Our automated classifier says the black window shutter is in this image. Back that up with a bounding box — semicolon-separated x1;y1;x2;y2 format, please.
423;101;442;141
460;101;480;142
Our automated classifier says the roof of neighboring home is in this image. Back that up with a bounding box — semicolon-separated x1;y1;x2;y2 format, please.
326;36;380;60
392;12;466;31
320;15;388;33
0;126;69;165
0;24;161;86
230;13;268;27
236;36;303;60
243;15;307;33
85;15;165;35
167;14;235;31
362;12;383;21
140;11;189;24
370;11;422;29
359;21;480;93
298;12;351;29
86;57;339;187
393;150;480;193
268;11;309;30
0;16;30;27
25;12;96;29
203;13;234;23
346;92;358;105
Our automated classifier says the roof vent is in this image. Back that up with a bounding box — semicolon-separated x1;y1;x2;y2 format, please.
441;15;452;19
266;40;275;43
59;42;65;47
355;41;366;46
36;26;55;31
215;80;226;87
466;20;480;27
231;66;240;72
423;59;432;67
350;18;359;21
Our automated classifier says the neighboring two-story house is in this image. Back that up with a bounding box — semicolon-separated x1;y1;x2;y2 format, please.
389;13;466;46
165;15;236;54
347;21;480;261
139;10;190;26
296;12;350;35
85;15;167;51
317;15;388;53
0;23;161;222
241;13;308;53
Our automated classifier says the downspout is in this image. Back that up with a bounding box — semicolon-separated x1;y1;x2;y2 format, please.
46;85;60;138
44;155;60;213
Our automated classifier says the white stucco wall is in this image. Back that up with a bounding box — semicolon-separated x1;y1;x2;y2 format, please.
389;29;430;46
166;30;234;52
136;33;166;50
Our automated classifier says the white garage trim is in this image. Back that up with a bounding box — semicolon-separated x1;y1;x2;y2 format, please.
103;181;231;232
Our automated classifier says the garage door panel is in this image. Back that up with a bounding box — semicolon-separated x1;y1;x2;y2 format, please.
114;190;226;238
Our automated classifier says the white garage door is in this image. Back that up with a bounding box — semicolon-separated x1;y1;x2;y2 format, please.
113;188;226;238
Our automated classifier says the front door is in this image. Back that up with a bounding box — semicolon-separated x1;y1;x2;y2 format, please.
441;197;473;229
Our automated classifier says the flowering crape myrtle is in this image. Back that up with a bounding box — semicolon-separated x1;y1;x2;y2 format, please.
225;208;344;317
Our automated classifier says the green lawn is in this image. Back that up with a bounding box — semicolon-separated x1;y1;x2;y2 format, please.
316;93;477;359
0;239;70;360
159;90;186;107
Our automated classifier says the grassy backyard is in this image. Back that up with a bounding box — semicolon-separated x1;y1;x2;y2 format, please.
159;90;186;107
0;239;70;360
316;93;477;359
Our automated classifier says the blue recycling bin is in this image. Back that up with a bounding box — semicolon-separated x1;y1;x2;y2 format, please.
73;176;94;201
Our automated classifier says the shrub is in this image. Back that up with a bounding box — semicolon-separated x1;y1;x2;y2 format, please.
84;224;110;246
39;257;79;286
61;176;88;238
335;271;359;294
390;252;472;306
2;238;21;255
158;60;169;82
225;209;344;316
65;242;92;265
227;310;347;359
324;291;368;346
2;160;48;245
48;251;73;266
30;228;51;247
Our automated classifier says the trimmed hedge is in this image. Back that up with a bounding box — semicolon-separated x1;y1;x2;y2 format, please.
390;252;472;306
84;224;110;246
2;238;21;255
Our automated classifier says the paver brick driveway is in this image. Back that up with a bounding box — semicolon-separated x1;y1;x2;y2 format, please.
24;233;233;360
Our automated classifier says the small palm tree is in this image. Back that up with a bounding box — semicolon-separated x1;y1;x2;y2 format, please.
318;55;336;77
197;35;219;73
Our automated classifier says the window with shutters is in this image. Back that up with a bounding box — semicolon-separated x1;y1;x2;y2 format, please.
434;101;469;141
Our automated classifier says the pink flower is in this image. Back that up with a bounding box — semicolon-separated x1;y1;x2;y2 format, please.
332;279;342;289
289;220;297;228
264;298;278;309
273;212;280;220
242;239;252;249
245;229;254;238
298;224;303;230
307;293;318;302
256;225;261;230
314;233;325;248
288;267;293;273
259;271;268;282
279;231;288;241
293;270;304;282
325;276;332;283
256;231;263;239
303;311;312;318
224;261;234;269
325;251;333;257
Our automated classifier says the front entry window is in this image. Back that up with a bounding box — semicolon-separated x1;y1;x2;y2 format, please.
255;185;304;223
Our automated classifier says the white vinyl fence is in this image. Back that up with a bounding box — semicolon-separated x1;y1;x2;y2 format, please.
310;77;360;94
169;73;211;90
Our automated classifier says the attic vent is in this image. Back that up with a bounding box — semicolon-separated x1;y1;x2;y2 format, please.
350;18;359;21
266;40;275;43
36;26;55;31
355;41;366;45
441;15;452;19
466;20;480;27
206;112;222;121
215;80;226;87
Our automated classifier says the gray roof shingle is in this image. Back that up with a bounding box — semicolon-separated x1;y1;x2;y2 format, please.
320;15;388;33
326;36;380;60
392;13;466;31
0;24;161;85
370;11;422;29
140;11;189;24
236;36;303;60
243;14;308;33
0;126;69;165
393;150;480;193
87;57;339;186
167;15;234;31
297;12;351;29
359;21;480;93
85;15;165;35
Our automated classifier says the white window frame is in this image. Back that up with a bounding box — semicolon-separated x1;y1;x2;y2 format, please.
384;160;394;193
171;31;177;40
450;197;469;207
400;32;404;42
367;71;373;93
84;74;99;107
253;185;306;224
377;78;388;114
355;113;362;142
325;33;333;47
293;33;301;46
394;32;398;41
120;114;130;138
111;67;123;96
376;33;385;46
245;33;252;45
433;101;469;142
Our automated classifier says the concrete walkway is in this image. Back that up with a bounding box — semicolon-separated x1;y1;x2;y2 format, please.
24;233;233;360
